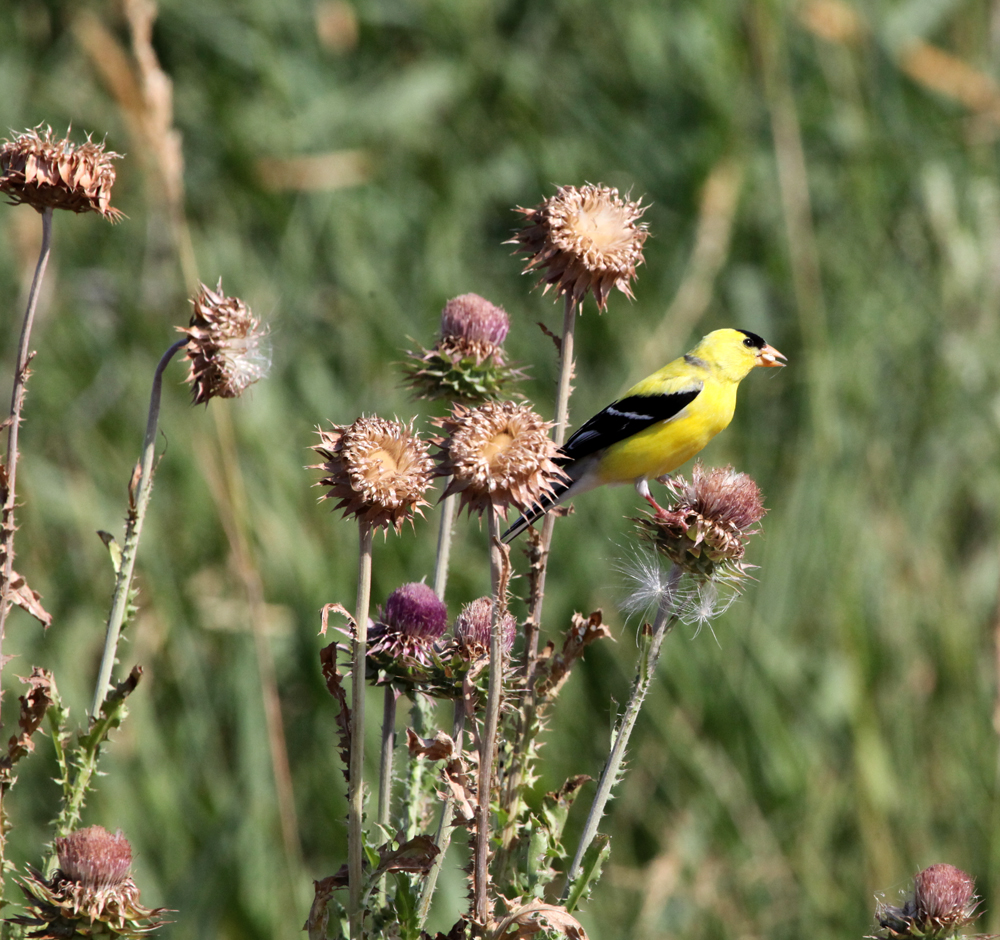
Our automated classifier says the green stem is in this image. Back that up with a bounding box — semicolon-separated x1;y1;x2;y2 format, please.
433;490;457;600
473;510;506;924
89;338;186;718
348;521;374;940
415;703;465;929
375;683;396;905
562;567;682;903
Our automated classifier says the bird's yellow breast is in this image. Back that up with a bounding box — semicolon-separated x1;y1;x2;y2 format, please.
595;380;737;484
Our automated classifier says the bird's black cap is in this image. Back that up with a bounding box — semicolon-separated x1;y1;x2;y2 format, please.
738;329;766;348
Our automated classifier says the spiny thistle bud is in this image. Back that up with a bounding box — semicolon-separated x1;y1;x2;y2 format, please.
0;125;122;221
179;280;271;405
874;864;979;940
368;582;448;665
403;293;524;402
454;597;517;657
312;416;434;533
57;826;132;891
508;183;648;311
14;826;166;938
432;400;565;518
635;463;765;581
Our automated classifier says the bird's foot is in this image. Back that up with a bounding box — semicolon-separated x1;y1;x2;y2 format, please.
642;491;669;518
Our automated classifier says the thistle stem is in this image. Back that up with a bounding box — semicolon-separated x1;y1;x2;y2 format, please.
348;521;374;940
0;207;53;696
433;490;457;600
0;207;52;898
473;510;506;924
90;338;187;717
375;683;396;905
523;294;576;667
416;703;465;928
562;566;682;904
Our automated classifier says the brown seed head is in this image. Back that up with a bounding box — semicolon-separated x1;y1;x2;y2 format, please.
56;826;131;891
636;463;765;580
454;597;517;656
433;400;565;517
312;416;434;533
508;183;648;311
179;279;270;405
0;125;122;220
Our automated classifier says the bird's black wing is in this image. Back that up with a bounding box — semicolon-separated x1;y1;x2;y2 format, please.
559;386;703;462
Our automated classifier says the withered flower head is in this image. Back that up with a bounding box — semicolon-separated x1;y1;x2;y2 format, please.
14;826;166;938
403;293;523;403
368;582;448;665
433;400;564;517
874;864;979;940
454;597;517;657
178;279;270;405
508;183;648;311
635;463;765;581
312;416;434;533
0;125;122;221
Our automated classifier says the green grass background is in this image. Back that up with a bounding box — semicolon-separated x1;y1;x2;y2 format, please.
2;0;1000;938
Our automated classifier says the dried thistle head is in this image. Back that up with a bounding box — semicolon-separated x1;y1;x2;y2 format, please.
368;582;448;665
179;279;270;405
0;126;122;221
312;416;434;533
874;864;979;940
453;597;517;657
635;463;765;581
14;826;166;938
508;183;648;311
403;294;524;402
433;400;564;518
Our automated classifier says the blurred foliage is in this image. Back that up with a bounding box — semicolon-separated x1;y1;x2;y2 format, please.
2;0;1000;938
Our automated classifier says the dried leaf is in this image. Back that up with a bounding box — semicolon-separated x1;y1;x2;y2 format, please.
305;872;347;940
407;728;456;761
536;611;612;703
8;569;52;628
536;321;562;354
442;756;477;824
319;641;351;781
0;667;55;785
491;902;589;940
320;601;355;637
375;834;439;877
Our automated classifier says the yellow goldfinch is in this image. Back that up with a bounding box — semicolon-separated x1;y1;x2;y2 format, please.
501;328;785;542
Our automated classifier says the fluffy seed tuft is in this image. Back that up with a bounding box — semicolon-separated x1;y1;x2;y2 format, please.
179;280;270;404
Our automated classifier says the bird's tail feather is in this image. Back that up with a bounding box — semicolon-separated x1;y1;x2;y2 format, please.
501;470;576;543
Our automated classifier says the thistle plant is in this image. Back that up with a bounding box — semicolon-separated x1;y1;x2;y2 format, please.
0;125;123;905
872;864;980;940
508;183;648;661
14;827;166;939
304;186;785;940
311;416;434;937
563;463;766;901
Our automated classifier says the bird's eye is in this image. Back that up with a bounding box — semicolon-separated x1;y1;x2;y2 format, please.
743;337;754;348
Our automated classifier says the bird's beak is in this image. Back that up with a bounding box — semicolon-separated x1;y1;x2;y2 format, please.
756;344;786;368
